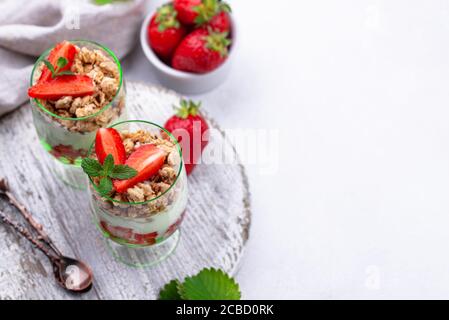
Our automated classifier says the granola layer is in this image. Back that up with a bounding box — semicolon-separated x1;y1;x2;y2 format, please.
35;45;124;133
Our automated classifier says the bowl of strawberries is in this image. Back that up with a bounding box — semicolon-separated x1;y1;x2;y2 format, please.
140;0;236;94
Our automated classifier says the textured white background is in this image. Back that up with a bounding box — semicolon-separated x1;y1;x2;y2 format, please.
124;0;449;299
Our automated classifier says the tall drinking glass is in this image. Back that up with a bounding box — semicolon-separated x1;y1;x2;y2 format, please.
88;120;188;268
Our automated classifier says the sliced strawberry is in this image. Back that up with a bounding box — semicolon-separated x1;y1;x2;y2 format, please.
100;221;133;240
95;128;126;165
133;232;158;245
28;75;94;100
113;144;167;193
39;41;77;83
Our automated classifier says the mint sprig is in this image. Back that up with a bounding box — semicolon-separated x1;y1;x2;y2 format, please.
81;154;137;196
93;0;129;5
159;268;241;300
43;57;74;79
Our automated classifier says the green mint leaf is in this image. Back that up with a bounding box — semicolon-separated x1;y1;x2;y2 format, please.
179;268;241;300
97;177;113;196
93;0;114;4
102;154;115;176
81;158;103;177
93;0;128;5
42;60;55;77
109;165;137;180
158;280;182;300
56;57;68;70
56;71;75;76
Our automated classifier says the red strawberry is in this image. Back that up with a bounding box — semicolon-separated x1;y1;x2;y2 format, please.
164;212;186;237
148;3;187;60
95;128;126;165
100;221;133;240
173;0;201;25
174;0;231;27
39;41;77;83
172;28;231;73
164;100;209;175
113;144;167;193
133;232;158;245
28;75;94;100
204;11;231;32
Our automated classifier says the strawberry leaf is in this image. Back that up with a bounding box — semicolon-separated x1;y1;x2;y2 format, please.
175;99;201;119
156;3;181;32
110;165;137;180
158;280;182;300
179;268;241;300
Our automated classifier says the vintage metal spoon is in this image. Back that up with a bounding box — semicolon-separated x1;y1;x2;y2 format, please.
0;179;93;293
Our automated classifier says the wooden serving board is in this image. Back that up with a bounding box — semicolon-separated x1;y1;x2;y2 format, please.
0;82;251;300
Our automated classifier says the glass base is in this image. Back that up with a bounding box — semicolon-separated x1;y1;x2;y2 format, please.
105;230;180;268
51;157;87;190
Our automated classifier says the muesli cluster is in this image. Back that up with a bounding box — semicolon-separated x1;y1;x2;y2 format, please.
91;129;181;218
35;45;124;133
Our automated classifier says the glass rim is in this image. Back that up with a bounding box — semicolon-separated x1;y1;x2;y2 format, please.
29;39;124;121
87;120;184;205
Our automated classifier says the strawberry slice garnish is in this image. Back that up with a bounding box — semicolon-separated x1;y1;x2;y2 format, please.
113;144;167;193
39;41;77;83
95;128;126;165
28;75;94;100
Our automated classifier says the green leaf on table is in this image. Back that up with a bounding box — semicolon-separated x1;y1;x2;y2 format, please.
159;280;182;300
109;165;137;180
179;268;241;300
97;177;113;196
81;158;103;177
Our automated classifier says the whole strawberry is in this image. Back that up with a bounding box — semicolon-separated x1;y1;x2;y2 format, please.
148;3;187;60
164;100;209;175
204;10;231;33
174;0;231;31
172;28;231;73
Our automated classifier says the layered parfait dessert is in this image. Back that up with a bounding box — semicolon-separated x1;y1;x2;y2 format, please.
83;121;188;247
28;40;126;165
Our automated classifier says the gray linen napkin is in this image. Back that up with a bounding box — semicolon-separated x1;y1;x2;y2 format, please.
0;0;146;116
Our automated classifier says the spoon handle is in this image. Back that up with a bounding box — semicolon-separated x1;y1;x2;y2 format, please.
0;178;62;257
0;210;60;264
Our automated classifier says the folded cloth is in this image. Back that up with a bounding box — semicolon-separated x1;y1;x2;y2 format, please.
0;0;146;116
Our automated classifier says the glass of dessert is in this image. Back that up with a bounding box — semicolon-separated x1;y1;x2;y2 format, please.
28;40;126;189
83;120;188;267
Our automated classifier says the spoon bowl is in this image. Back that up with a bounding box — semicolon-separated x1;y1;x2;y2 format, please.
55;256;93;293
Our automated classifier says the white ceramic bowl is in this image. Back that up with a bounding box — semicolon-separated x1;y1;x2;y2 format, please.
140;7;237;94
